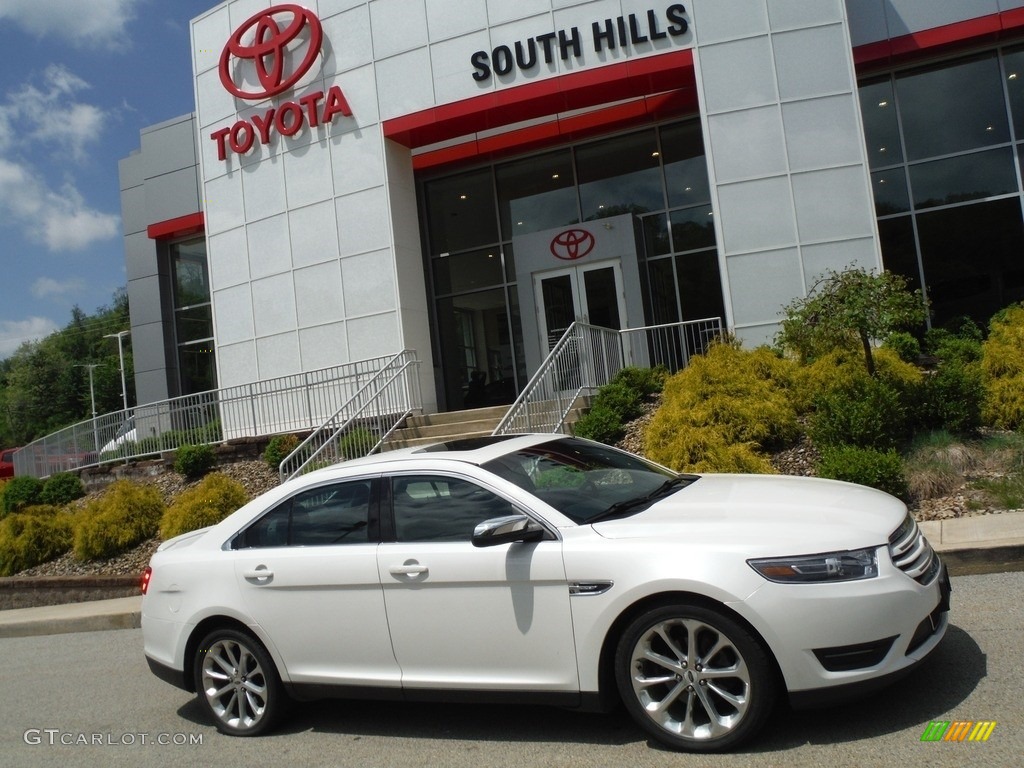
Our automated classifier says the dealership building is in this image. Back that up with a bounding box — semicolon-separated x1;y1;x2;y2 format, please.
121;0;1024;417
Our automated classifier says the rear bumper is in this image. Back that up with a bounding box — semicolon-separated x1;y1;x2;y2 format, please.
146;655;191;692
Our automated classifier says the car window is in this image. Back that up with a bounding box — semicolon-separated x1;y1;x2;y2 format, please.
391;475;516;543
235;479;372;548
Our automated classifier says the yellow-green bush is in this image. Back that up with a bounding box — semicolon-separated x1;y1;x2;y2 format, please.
790;347;923;414
160;473;248;539
982;304;1024;429
0;505;73;576
645;343;798;473
73;481;164;561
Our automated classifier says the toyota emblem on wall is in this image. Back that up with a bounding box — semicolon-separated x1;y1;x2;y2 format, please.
550;229;596;261
220;4;323;100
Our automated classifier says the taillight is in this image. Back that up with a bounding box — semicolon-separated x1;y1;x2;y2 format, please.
140;566;152;595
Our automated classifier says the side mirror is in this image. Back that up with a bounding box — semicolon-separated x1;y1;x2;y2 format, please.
472;515;547;548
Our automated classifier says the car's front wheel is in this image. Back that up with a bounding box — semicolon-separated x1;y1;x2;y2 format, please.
615;603;777;752
193;628;287;736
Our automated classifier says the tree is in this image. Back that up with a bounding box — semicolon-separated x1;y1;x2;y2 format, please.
778;267;928;377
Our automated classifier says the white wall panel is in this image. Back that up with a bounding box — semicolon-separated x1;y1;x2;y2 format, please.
801;237;879;285
204;172;245;234
328;66;380;130
341;249;397;316
247;214;292;279
289;200;341;267
707;106;787;183
716;177;797;253
426;0;488;42
696;36;778;114
347;312;400;359
335;186;390;256
319;0;366;19
285;139;335;208
252;273;298;337
691;0;769;45
370;0;429;60
191;4;229;77
196;67;238;130
209;226;250;288
431;31;492;106
330;127;384;197
242;157;287;220
216;341;258;389
375;48;435;120
321;5;374;77
213;283;256;345
791;166;874;242
773;24;852;100
487;0;551;27
768;0;844;31
299;321;350;370
727;248;803;326
294;261;346;326
256;332;302;378
782;95;863;171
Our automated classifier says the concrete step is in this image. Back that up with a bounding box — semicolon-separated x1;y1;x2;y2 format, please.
383;429;496;451
390;417;506;440
402;405;509;428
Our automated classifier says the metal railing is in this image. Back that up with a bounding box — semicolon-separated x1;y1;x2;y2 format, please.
493;317;723;436
13;352;422;480
278;351;421;482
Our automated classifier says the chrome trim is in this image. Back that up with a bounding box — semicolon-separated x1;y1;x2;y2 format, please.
568;581;613;596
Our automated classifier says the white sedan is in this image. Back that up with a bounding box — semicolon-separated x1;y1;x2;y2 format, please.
141;434;949;752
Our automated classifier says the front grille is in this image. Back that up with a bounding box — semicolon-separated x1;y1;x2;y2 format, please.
888;514;940;585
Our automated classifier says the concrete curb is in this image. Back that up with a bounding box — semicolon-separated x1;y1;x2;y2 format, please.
0;596;141;639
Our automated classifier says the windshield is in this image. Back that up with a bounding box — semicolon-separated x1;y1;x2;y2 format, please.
483;438;696;524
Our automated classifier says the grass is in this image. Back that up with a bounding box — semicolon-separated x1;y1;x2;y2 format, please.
903;429;1024;509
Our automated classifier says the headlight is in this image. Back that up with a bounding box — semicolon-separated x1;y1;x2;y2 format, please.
748;548;878;583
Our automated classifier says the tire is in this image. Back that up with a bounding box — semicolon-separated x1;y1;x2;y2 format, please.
193;628;288;736
614;603;777;752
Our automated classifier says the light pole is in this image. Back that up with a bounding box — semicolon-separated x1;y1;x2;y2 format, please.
104;330;131;413
75;363;101;453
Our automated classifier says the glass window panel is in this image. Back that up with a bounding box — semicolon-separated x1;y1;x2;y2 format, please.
432;247;504;295
642;214;670;257
896;54;1009;161
1004;47;1024;137
178;344;217;395
540;274;575;347
507;285;527;393
496;150;578;238
175;304;213;344
660;120;711;207
577;130;663;220
289;481;372;545
647;258;679;324
917;198;1024;326
425;169;499;254
392;475;516;542
909;147;1017;209
436;289;515;410
871;170;910;216
583;267;621;330
877;217;923;295
171;239;209;308
675;250;726;322
670;206;716;252
859;78;903;168
503;244;516;282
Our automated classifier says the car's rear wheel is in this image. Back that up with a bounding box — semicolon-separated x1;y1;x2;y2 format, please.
615;603;776;752
194;628;287;736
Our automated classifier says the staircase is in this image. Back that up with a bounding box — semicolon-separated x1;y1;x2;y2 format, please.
382;398;591;451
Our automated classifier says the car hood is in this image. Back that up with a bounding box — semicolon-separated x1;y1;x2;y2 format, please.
591;474;907;554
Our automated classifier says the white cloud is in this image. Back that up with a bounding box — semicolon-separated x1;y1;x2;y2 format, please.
0;0;141;50
0;317;58;359
31;276;85;298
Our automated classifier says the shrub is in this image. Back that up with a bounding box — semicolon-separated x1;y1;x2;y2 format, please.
809;376;911;451
645;343;797;472
0;505;73;576
264;434;300;470
2;476;44;516
574;367;667;445
919;361;983;435
817;445;909;500
573;403;625;444
73;481;164;561
174;444;215;479
883;331;921;364
981;304;1024;429
340;427;377;460
161;473;249;539
39;472;85;506
612;366;667;398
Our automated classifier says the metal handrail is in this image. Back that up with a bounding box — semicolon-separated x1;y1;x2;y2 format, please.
278;350;421;482
12;352;422;479
493;317;723;436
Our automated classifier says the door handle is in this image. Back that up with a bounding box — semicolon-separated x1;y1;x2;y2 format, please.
389;563;428;577
243;566;274;582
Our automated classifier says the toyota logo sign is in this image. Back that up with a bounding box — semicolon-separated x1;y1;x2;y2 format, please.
220;4;323;100
550;229;596;261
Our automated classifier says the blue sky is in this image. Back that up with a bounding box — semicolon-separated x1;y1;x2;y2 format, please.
0;0;216;358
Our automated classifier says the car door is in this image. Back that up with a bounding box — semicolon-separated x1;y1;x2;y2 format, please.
377;472;579;693
231;477;400;688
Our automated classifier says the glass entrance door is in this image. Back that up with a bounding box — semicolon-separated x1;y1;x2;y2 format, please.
535;262;626;351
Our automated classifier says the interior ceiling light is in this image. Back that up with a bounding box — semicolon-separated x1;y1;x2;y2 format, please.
878;100;888;107
1010;73;1019;80
459;194;467;200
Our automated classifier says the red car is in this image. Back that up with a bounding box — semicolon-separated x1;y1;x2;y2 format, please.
0;447;18;479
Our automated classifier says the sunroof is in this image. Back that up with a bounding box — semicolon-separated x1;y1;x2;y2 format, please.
414;435;522;453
